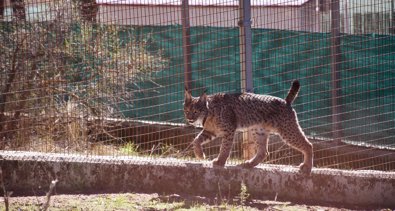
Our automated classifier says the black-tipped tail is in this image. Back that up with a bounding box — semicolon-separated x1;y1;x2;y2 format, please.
285;80;300;105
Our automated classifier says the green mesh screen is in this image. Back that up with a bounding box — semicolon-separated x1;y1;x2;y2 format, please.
125;26;395;147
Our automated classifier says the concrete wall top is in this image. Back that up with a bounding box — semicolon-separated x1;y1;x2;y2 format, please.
1;151;394;209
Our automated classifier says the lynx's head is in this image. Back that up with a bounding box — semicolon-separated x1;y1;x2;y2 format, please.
184;87;208;127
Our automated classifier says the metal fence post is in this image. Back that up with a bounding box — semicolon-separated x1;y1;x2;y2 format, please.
391;0;395;34
330;0;342;143
182;0;192;90
239;0;253;93
239;0;254;160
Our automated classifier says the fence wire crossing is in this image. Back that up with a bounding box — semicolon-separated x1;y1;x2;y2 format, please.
0;0;394;171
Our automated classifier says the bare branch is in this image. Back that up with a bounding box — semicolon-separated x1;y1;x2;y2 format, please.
41;179;58;211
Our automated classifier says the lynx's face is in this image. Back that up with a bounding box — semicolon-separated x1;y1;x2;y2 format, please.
184;89;208;127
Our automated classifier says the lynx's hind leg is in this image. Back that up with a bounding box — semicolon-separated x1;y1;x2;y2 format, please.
279;119;313;175
240;126;269;168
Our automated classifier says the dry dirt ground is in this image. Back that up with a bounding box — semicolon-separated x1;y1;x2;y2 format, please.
0;193;390;211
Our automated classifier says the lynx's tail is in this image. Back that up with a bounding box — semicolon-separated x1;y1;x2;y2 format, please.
285;80;300;105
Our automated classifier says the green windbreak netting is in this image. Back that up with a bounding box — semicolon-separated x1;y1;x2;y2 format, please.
122;26;394;146
252;30;395;146
120;26;240;123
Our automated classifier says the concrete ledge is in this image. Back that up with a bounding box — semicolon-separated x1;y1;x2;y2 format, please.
1;151;394;208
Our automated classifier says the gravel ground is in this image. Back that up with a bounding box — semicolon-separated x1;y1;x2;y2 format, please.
1;193;388;211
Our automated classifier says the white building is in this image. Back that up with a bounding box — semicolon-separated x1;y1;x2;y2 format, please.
1;0;393;34
96;0;331;32
341;0;393;34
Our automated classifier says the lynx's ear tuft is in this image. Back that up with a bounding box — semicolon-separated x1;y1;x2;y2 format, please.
184;86;190;93
184;86;192;103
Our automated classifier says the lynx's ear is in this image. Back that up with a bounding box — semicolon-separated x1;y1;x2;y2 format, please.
184;86;192;104
199;89;207;103
201;89;210;109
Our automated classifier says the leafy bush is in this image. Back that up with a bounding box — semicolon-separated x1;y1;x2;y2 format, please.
0;0;168;152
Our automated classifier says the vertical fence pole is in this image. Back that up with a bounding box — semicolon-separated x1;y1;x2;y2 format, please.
391;0;395;34
239;0;254;160
181;0;192;90
239;0;253;93
330;0;342;143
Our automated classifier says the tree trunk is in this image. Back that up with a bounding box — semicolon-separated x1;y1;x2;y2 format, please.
11;0;26;20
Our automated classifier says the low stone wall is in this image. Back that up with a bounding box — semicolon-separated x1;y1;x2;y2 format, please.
92;119;395;170
1;151;394;208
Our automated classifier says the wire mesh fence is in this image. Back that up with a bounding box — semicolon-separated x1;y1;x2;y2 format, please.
0;0;394;171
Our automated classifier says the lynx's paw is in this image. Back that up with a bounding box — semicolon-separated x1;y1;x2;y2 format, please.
298;163;312;175
194;152;206;160
193;144;205;160
212;158;226;167
237;161;255;169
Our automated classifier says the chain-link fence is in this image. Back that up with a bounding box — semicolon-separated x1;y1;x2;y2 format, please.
0;0;394;171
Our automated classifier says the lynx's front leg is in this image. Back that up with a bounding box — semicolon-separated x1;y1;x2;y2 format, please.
193;130;215;159
212;109;237;167
212;131;235;167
